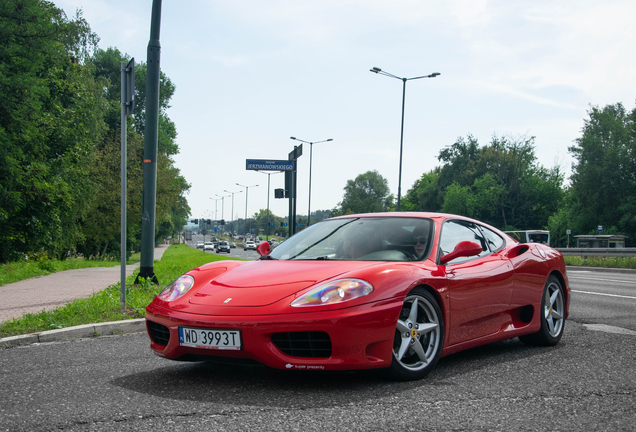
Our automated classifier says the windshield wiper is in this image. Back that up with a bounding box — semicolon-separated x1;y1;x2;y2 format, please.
315;256;331;260
259;255;277;260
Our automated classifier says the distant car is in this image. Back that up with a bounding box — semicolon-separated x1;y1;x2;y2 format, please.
229;242;236;248
216;241;231;253
196;241;204;249
203;242;214;251
244;241;256;251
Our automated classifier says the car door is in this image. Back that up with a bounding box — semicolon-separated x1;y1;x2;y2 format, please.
440;220;514;345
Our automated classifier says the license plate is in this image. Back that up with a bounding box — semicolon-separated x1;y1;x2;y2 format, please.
178;327;241;350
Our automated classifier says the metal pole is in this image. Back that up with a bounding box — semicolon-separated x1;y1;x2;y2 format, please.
308;143;313;226
237;184;257;236
137;0;162;284
246;188;250;235
369;68;439;212
267;173;271;240
245;190;248;235
120;61;127;311
397;78;406;212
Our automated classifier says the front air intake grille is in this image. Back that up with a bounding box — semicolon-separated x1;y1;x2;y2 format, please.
147;321;170;346
271;331;332;358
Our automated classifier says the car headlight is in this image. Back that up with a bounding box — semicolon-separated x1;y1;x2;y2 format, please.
157;275;195;302
291;279;373;307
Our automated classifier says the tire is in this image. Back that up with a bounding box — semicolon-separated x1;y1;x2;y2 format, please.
387;288;444;381
519;275;565;346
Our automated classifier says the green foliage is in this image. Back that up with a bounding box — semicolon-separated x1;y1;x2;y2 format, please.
0;1;103;262
567;102;636;244
402;134;564;230
332;170;394;215
564;255;636;270
0;2;190;264
402;169;443;212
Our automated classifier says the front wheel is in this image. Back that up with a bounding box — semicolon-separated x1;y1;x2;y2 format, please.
519;275;565;346
387;288;444;381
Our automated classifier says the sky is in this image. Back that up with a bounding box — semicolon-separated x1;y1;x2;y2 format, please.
55;0;636;223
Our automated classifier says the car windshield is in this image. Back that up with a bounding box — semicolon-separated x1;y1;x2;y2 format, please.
268;217;434;261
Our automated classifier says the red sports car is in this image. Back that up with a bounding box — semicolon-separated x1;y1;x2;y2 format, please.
145;213;570;380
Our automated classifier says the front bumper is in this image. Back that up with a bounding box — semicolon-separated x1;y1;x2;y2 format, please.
145;299;402;371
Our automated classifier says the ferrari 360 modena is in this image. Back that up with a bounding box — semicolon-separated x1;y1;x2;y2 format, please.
145;213;569;380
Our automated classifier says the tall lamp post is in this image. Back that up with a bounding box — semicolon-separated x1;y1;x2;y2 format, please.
237;183;258;236
224;189;242;234
370;67;440;211
257;170;284;240
290;137;333;226
215;194;230;222
209;197;221;220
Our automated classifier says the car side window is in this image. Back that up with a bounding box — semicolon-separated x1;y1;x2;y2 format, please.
479;225;505;252
439;220;490;265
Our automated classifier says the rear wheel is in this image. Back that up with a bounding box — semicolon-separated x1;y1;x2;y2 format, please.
519;275;565;346
387;288;444;381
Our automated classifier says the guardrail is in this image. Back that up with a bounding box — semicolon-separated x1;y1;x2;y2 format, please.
556;248;636;257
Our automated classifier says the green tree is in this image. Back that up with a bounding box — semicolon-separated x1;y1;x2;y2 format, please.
78;47;189;258
568;102;636;243
442;182;475;216
402;134;564;231
402;169;443;212
332;170;394;215
0;1;103;262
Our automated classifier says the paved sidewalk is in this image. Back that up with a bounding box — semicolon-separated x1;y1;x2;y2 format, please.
0;244;169;323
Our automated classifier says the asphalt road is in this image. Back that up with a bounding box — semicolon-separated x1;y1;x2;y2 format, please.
1;268;635;431
187;234;270;260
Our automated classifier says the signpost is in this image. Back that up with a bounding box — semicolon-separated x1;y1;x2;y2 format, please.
245;150;301;238
288;145;302;235
120;58;134;312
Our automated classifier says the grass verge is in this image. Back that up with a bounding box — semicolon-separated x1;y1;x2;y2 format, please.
0;244;246;338
0;254;142;287
563;256;636;269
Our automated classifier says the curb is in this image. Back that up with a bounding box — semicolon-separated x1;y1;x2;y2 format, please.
0;318;146;349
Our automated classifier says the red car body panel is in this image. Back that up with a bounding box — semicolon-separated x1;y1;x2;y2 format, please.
145;212;570;371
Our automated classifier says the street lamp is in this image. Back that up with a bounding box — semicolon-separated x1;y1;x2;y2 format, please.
257;170;284;240
236;183;258;236
290;137;333;226
215;194;230;222
209;197;222;220
224;189;243;234
370;67;440;211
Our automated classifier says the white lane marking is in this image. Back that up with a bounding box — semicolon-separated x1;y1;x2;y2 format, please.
571;289;636;300
583;324;636;336
568;276;636;284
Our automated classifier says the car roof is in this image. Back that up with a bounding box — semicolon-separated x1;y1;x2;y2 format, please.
329;212;504;231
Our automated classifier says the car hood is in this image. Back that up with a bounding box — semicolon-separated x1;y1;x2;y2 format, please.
188;260;378;307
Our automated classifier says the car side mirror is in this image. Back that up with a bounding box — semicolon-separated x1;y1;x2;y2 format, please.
440;241;483;264
256;241;271;256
